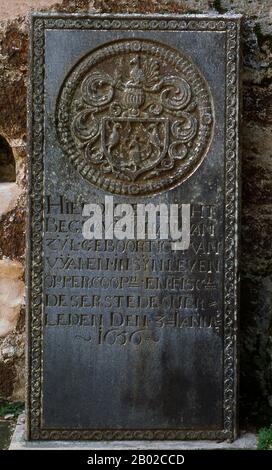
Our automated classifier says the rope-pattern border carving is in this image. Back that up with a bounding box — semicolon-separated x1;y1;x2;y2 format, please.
28;14;240;441
223;22;240;437
28;17;45;440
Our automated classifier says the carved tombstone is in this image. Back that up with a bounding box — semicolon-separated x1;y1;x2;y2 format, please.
27;13;241;440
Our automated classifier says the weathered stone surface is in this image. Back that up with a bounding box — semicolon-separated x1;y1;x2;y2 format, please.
240;275;272;426
0;361;16;397
0;0;271;429
0;306;25;399
0;1;58;20
28;14;239;439
0;202;26;260
0;257;25;398
0;258;23;280
241;206;272;276
0;21;27;142
0;183;22;218
0;259;24;337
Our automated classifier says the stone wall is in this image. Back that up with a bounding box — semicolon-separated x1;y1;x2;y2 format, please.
0;0;271;428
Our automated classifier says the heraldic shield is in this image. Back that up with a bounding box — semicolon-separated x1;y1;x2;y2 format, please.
57;39;214;195
102;117;170;181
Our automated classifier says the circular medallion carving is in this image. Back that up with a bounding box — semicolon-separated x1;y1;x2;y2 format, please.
56;39;214;196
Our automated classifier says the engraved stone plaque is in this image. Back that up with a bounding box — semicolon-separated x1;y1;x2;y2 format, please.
27;13;241;440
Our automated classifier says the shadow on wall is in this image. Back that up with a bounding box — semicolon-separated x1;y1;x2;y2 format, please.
0;136;15;183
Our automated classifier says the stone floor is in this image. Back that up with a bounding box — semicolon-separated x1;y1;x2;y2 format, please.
9;415;257;450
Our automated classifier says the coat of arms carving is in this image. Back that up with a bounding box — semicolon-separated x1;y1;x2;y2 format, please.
56;39;214;196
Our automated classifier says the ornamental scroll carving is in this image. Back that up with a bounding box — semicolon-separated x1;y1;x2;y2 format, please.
56;39;214;195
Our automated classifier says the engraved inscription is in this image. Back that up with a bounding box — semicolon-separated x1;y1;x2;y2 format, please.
56;39;214;196
28;14;240;441
44;195;223;349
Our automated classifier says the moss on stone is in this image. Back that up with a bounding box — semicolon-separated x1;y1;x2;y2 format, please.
257;426;272;450
0;398;24;418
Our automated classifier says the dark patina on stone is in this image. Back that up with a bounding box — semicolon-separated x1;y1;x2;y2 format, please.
27;13;241;441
